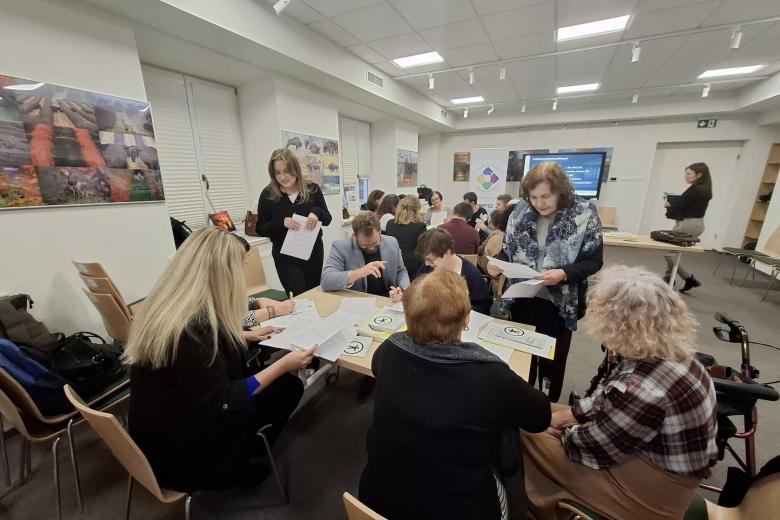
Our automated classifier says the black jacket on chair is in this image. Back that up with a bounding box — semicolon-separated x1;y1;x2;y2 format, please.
129;322;256;492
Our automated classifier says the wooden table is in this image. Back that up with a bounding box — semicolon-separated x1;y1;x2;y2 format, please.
297;287;533;380
603;233;704;285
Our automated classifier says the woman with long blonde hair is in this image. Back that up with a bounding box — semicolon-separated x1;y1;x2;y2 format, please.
385;194;427;277
256;148;332;295
125;227;315;492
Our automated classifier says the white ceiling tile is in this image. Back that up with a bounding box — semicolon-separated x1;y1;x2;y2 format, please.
625;2;720;39
263;0;325;24
440;43;499;67
308;19;361;46
556;46;616;70
388;0;476;31
703;0;780;26
483;2;555;42
347;44;385;64
420;18;489;51
493;31;556;59
664;30;736;67
711;22;780;67
506;56;556;75
556;0;637;28
600;69;654;90
644;63;702;87
302;0;383;17
332;2;413;41
372;61;407;76
466;66;520;102
635;0;713;13
472;0;546;16
368;32;432;60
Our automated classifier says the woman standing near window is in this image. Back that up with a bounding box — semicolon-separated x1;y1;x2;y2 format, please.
256;148;332;296
663;162;713;292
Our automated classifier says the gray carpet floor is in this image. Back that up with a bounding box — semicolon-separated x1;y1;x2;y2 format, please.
1;247;778;519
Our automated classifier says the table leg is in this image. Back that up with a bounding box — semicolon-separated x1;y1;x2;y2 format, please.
669;252;682;286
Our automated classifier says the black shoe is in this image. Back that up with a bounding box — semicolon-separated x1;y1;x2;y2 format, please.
680;276;701;293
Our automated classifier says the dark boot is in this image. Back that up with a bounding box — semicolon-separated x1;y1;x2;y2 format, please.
680;276;701;293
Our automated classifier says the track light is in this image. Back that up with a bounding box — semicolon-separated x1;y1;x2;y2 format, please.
488;104;495;115
428;74;434;90
463;107;469;119
701;84;710;97
552;98;558;111
631;93;639;104
273;0;290;15
521;102;526;113
468;68;475;85
730;26;742;50
499;66;506;81
631;42;641;63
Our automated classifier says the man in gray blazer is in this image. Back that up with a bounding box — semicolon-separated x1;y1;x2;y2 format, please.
321;211;410;300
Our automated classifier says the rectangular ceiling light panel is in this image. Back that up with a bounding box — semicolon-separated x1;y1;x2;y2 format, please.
697;65;763;79
392;51;444;68
451;96;484;104
557;83;599;94
557;15;630;42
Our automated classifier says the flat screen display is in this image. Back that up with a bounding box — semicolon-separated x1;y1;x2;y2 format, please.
523;152;607;199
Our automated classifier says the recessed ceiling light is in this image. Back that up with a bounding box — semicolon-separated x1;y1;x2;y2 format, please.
392;51;444;69
451;96;484;104
557;15;630;42
3;82;45;91
698;65;763;79
557;83;599;94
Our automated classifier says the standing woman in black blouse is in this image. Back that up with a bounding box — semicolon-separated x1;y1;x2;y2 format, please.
664;162;713;292
256;148;332;295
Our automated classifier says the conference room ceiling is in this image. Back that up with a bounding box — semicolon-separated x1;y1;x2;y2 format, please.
264;0;780;113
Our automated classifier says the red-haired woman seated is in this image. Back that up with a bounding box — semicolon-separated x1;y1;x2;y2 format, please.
359;269;551;519
523;265;718;520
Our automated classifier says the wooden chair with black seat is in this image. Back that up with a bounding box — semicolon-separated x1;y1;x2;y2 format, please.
713;226;780;285
63;384;191;520
0;366;129;518
244;247;288;301
343;492;387;520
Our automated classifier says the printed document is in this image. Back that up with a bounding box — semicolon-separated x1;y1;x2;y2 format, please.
479;323;556;359
430;211;447;227
280;214;321;260
486;257;540;279
502;279;544;299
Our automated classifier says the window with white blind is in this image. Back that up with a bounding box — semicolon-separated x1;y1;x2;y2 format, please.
142;65;249;229
339;117;371;185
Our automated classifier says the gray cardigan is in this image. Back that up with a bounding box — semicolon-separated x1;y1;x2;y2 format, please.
320;235;410;293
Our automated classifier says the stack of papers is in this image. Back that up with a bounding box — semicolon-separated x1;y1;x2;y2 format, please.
604;231;638;241
461;311;513;364
478;323;556;359
358;309;406;339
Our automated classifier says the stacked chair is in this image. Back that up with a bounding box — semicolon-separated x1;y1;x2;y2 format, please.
72;261;135;343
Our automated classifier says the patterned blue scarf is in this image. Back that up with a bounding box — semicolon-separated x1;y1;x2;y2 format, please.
504;197;601;331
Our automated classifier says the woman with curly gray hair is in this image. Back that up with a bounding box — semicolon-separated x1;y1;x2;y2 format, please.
521;264;718;520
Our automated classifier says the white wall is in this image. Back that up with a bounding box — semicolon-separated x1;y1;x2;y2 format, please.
370;120;420;196
0;0;175;335
421;117;775;249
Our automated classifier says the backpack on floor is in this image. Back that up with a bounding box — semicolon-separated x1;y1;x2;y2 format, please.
0;338;73;415
0;294;61;354
650;230;700;247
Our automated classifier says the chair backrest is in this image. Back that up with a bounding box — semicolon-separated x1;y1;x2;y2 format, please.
0;366;52;423
72;261;126;302
63;385;167;501
0;387;31;439
79;273;133;321
343;492;387;520
244;247;268;292
597;206;617;228
763;225;780;257
462;254;478;267
82;289;132;343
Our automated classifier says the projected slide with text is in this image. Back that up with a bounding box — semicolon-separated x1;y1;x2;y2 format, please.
523;152;605;198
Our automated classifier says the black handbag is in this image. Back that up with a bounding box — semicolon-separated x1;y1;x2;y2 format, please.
49;332;126;399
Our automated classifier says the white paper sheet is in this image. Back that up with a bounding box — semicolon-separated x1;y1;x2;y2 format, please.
501;279;545;299
481;343;513;363
486;256;540;279
316;323;359;362
479;323;556;359
341;335;372;358
261;307;320;328
290;298;315;314
386;301;404;313
430;211;447;227
339;297;379;315
280;214;322;260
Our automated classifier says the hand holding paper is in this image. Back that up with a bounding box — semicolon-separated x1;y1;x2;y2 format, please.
486;257;540;279
281;214;321;260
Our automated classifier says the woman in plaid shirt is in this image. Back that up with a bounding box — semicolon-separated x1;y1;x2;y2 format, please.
522;264;718;520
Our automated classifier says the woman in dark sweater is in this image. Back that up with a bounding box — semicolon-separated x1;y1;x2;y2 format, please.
385;194;427;277
256;148;332;296
663;162;713;292
359;269;551;519
125;228;315;492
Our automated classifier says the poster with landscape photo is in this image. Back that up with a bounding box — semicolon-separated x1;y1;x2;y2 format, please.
280;130;340;194
396;149;418;187
0;73;164;209
453;152;470;181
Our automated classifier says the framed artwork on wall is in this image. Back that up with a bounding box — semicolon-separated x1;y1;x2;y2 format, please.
396;149;418;187
280;130;340;194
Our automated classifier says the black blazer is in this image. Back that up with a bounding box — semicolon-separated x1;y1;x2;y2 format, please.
359;341;551;519
129;323;255;492
384;219;427;276
256;182;332;254
666;184;711;220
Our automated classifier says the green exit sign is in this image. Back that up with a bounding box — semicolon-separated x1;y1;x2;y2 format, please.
697;119;717;128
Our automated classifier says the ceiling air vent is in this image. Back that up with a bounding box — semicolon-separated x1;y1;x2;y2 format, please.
367;70;384;88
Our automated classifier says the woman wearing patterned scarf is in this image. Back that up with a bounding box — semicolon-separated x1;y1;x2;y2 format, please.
487;161;603;402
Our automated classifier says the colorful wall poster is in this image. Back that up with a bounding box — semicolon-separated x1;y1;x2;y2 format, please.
0;74;164;209
396;149;418;187
469;148;508;212
453;152;470;181
280;130;340;194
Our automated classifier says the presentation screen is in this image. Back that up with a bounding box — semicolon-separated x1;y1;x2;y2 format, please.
523;152;607;199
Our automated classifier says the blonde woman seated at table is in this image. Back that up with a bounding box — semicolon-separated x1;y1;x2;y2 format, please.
359;269;551;520
124;228;316;492
522;264;718;520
